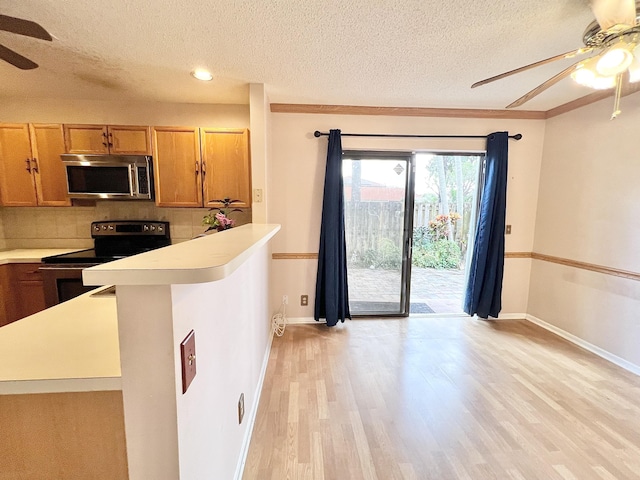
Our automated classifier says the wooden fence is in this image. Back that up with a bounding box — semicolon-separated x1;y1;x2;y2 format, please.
344;200;443;254
345;200;470;250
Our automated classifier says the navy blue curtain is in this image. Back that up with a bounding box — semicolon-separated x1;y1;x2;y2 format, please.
314;129;351;326
464;132;509;318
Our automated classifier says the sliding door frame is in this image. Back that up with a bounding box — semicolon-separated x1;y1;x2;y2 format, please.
343;150;416;317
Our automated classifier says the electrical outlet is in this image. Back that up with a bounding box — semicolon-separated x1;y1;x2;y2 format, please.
506;225;512;234
238;393;245;424
282;295;288;305
253;188;263;203
301;295;308;306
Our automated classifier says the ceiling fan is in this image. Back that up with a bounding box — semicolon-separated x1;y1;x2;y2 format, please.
472;0;640;118
0;14;52;70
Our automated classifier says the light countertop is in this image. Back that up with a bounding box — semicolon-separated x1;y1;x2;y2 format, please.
0;286;121;395
0;225;280;395
83;223;280;286
0;248;81;264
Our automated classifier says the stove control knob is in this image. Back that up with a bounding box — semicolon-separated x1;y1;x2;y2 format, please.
102;225;107;230
143;225;149;232
93;225;100;232
108;225;114;231
150;225;156;231
158;225;164;232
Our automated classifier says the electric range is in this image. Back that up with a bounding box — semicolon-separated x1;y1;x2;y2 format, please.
40;220;171;306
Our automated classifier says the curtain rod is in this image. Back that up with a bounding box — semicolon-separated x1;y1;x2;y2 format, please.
313;130;523;140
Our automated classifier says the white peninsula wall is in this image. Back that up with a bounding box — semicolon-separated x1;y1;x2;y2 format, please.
84;224;280;480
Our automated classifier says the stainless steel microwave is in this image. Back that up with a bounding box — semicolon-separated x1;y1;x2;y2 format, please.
61;154;154;200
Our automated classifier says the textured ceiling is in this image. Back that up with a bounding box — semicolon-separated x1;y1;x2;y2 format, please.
0;0;605;110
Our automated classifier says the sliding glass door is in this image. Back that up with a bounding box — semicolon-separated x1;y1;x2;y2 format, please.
342;151;414;316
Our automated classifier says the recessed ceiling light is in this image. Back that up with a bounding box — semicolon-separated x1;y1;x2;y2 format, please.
191;69;213;81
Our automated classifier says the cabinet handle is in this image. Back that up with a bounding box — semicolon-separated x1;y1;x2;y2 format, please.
25;158;31;173
102;131;108;147
32;157;39;173
202;161;206;178
108;132;113;148
195;161;200;177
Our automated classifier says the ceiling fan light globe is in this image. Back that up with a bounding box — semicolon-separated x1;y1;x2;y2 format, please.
596;46;633;76
591;75;617;89
628;59;640;82
571;66;596;87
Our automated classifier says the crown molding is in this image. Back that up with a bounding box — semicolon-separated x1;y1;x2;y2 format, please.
270;84;640;120
270;103;546;120
545;81;640;118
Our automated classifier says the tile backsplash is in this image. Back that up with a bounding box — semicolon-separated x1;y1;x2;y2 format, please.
0;202;252;249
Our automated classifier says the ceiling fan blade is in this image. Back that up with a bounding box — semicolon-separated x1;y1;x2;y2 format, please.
0;14;52;41
0;44;38;70
506;59;587;109
591;0;636;30
471;48;591;88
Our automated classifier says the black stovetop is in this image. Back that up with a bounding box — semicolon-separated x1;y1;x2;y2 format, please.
42;220;171;265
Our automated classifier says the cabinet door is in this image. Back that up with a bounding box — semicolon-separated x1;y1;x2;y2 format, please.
0;264;13;327
108;125;152;155
13;263;46;320
201;129;251;208
0;264;45;326
152;127;202;207
0;124;38;206
30;124;71;206
63;125;109;154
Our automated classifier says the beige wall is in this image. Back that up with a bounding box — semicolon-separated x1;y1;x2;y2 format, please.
529;93;640;367
0;98;248;126
268;112;546;318
249;84;270;223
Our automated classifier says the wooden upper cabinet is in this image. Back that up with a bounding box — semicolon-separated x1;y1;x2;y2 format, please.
30;124;71;206
201;129;251;208
107;125;152;154
64;125;151;155
0;124;38;206
63;125;108;154
152;127;202;207
0;123;70;207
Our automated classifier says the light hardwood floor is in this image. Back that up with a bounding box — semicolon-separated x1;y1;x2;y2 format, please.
243;318;640;479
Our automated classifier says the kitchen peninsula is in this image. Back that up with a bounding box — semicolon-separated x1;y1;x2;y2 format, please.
0;223;280;480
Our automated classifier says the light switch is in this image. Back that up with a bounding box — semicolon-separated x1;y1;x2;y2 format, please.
180;330;196;394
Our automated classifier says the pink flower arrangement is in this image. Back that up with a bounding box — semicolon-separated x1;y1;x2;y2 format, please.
202;198;243;232
214;212;235;230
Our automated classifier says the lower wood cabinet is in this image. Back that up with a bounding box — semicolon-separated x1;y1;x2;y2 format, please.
0;390;128;479
0;263;46;327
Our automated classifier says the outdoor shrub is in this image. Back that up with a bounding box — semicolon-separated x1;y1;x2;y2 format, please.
413;226;430;248
427;213;461;241
412;239;461;269
351;238;402;269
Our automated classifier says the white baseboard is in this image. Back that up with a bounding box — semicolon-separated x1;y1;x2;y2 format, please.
286;316;322;324
234;329;274;480
526;314;640;377
288;314;526;322
495;313;527;320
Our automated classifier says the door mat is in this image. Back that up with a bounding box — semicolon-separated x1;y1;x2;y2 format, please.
409;303;435;314
349;301;434;314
